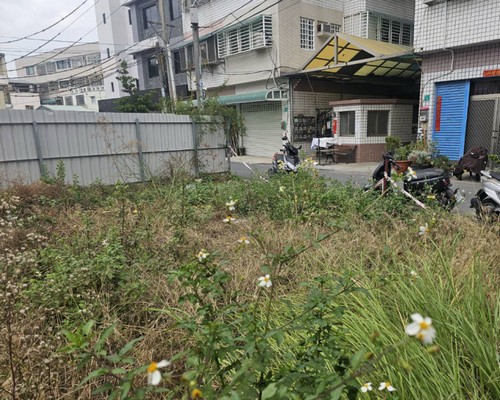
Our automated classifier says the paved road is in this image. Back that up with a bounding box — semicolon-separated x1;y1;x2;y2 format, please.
228;159;483;215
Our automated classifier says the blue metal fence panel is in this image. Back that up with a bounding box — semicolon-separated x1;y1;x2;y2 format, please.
433;81;470;160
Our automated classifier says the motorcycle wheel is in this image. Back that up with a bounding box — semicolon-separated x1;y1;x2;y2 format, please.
476;200;499;222
437;188;456;211
267;167;277;177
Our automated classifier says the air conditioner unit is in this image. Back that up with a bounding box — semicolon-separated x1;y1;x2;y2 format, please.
317;22;340;38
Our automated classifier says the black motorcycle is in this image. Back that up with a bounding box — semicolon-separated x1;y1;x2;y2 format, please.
268;136;302;176
371;153;461;209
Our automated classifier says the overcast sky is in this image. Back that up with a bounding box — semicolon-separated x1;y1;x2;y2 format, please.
0;0;98;77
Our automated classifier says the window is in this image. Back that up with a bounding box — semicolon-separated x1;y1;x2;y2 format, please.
71;57;83;68
65;96;73;106
339;111;355;137
128;9;132;25
25;105;34;110
85;54;100;65
36;65;47;75
46;62;56;73
26;66;35;76
142;4;159;29
148;56;159;78
59;80;70;89
103;13;106;24
300;18;315;50
107;48;111;58
56;59;70;69
173;50;181;74
76;95;85;106
111;82;115;92
217;15;272;58
90;96;96;104
367;111;389;137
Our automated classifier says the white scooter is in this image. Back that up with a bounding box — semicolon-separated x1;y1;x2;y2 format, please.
470;170;500;220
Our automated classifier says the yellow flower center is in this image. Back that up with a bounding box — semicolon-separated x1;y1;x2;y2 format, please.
419;321;431;330
191;388;202;399
264;276;270;282
147;362;158;373
385;382;391;387
416;332;425;340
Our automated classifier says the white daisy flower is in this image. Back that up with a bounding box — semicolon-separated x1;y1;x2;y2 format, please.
406;167;417;180
197;249;209;262
147;359;171;386
237;236;250;245
258;274;272;288
378;382;396;392
223;215;236;223
279;186;285;193
360;382;373;392
405;313;436;344
410;270;418;277
226;198;237;211
419;223;429;236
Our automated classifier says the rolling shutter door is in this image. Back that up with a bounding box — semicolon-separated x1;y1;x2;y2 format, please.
433;81;470;160
241;102;282;156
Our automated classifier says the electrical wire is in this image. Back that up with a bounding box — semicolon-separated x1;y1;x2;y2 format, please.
0;0;91;44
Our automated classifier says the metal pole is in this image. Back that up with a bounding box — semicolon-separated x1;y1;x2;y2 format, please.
134;118;146;182
31;120;45;177
158;0;176;100
191;6;203;108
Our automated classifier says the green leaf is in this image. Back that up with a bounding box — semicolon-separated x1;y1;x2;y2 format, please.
118;337;143;356
94;324;115;351
82;320;95;336
92;383;113;394
80;368;108;385
262;383;278;399
105;355;122;363
349;349;366;369
120;381;131;400
111;368;127;375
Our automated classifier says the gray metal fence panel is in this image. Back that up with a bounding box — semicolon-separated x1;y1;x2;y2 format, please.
0;110;227;187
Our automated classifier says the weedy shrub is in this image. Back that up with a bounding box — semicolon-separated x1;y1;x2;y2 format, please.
1;170;499;399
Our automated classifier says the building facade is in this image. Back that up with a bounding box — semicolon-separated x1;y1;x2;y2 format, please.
414;0;500;161
14;43;105;112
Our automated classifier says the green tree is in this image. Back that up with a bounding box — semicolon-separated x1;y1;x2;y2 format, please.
115;60;161;113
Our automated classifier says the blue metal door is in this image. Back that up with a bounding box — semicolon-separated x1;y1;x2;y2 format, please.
433;81;470;160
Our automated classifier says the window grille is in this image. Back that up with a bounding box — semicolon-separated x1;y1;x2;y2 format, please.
56;59;70;69
46;62;56;74
25;66;35;76
76;95;85;106
217;15;272;58
300;17;315;50
65;96;73;106
147;56;159;78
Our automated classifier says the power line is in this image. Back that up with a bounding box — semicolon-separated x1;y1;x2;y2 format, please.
0;0;91;44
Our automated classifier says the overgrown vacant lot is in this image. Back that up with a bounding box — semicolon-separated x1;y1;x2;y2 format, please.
1;165;499;400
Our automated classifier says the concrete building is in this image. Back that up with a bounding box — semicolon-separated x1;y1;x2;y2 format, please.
170;0;419;160
14;43;105;112
94;0;139;98
414;0;500;161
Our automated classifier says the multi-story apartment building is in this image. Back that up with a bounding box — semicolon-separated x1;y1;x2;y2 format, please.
14;43;105;112
414;0;500;161
94;0;139;99
168;0;418;159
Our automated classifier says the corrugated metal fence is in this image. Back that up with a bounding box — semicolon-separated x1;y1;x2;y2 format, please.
0;110;228;187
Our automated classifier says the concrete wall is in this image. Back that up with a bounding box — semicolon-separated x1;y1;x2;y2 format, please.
414;0;500;53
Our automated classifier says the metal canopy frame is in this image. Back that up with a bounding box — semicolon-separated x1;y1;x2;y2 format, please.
299;32;421;81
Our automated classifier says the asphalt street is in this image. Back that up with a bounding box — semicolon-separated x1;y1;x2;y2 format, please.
228;157;483;215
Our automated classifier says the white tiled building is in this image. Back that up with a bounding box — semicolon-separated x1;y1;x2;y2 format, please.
414;0;500;160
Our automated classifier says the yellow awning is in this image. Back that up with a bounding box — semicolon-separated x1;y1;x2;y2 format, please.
302;33;420;80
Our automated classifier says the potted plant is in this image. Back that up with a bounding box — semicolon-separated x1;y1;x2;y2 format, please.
385;136;401;155
408;149;432;167
393;143;413;173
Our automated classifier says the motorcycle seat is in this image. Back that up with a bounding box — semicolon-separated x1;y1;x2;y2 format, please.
411;168;443;181
490;171;500;181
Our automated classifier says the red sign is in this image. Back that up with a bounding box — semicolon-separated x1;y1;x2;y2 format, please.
333;119;337;134
435;96;442;132
483;69;500;77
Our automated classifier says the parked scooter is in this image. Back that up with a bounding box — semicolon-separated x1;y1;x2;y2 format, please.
268;136;302;176
470;170;500;220
371;153;461;209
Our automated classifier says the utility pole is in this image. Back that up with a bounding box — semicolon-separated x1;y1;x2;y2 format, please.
190;4;203;108
158;0;176;101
